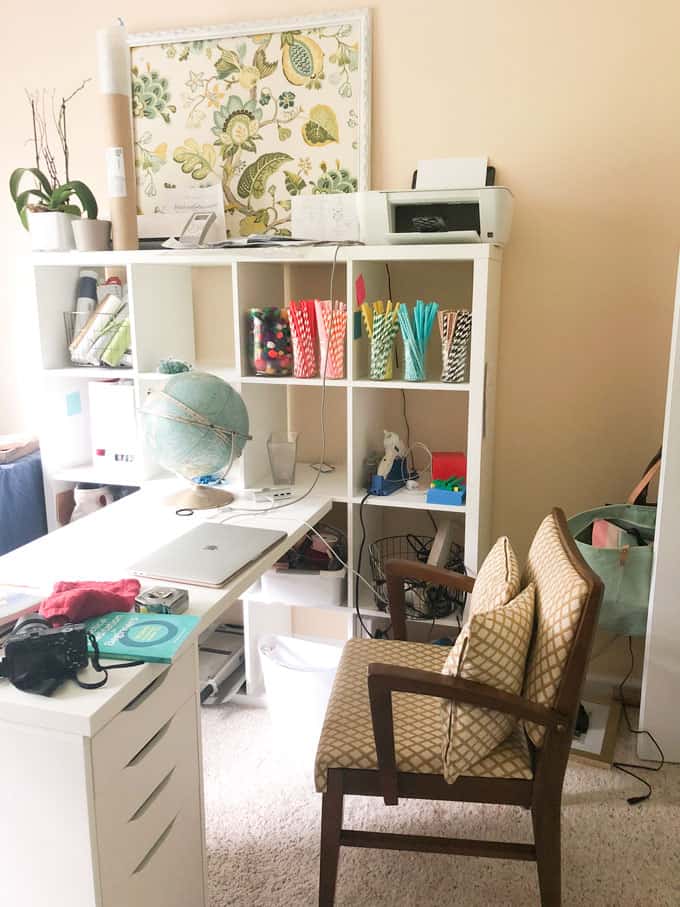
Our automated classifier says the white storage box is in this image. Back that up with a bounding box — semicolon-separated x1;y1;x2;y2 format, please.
88;380;137;467
260;566;347;607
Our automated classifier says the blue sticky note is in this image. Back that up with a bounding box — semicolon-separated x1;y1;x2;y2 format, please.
66;390;82;417
353;310;362;340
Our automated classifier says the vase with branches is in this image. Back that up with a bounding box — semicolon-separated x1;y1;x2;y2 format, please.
9;80;98;234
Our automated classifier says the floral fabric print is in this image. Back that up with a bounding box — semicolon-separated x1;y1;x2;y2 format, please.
130;23;362;237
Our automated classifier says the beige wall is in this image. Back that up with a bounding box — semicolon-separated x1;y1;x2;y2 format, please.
1;2;678;674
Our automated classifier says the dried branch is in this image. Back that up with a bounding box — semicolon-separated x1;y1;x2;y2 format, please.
62;78;91;106
30;96;39;171
23;80;91;189
58;78;90;181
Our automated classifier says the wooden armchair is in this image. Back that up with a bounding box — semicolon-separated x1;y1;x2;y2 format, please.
315;509;603;907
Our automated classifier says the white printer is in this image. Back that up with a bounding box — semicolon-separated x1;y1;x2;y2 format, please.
357;186;513;246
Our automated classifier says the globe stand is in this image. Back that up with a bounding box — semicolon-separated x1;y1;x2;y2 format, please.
167;484;234;510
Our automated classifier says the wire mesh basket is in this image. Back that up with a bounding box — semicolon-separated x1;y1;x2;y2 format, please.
368;534;467;620
64;310;133;368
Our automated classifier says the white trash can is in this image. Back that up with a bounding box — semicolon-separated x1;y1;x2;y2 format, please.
259;634;342;766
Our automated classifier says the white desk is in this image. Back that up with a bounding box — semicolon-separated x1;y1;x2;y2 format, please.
0;477;335;907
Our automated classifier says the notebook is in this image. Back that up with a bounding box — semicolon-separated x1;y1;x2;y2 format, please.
85;612;200;664
129;523;288;588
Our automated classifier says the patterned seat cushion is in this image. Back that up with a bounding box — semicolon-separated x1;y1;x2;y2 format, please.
522;513;590;747
314;638;533;793
441;584;535;783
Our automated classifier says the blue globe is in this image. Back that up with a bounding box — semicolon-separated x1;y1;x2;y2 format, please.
143;371;250;482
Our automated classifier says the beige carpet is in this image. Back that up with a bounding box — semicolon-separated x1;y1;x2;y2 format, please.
202;704;680;906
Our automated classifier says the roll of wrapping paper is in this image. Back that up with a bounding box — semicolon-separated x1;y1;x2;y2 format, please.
87;306;128;366
100;314;131;367
439;309;472;383
362;300;400;381
315;299;347;379
69;293;125;365
97;21;138;251
73;270;99;337
288;299;318;378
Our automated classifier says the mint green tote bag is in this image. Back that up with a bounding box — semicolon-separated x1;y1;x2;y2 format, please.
567;456;660;637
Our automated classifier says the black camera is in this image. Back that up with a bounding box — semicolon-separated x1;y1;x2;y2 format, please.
0;614;89;696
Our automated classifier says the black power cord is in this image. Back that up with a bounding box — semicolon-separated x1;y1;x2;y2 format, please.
612;636;665;804
384;263;413;470
354;491;377;639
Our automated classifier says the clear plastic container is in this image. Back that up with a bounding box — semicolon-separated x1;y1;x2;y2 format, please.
267;431;298;485
247;307;293;376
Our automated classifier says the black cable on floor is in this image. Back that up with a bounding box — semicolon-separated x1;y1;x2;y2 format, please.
612;636;665;805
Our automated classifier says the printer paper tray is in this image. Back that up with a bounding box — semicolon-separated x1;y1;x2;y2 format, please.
386;231;481;244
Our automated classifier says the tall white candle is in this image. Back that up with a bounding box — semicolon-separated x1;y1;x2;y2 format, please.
96;20;130;97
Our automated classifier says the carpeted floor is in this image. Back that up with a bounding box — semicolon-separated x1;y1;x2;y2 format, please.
202;704;680;906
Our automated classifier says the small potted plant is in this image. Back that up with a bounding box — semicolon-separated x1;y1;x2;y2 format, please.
9;81;109;251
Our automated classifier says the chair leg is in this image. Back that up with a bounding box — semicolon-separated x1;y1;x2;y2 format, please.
532;799;562;907
319;771;344;907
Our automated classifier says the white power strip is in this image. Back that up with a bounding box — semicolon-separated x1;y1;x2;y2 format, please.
247;486;293;503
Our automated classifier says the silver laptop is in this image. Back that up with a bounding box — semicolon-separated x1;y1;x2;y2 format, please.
130;523;287;588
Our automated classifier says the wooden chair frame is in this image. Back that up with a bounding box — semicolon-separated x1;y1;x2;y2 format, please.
318;509;603;907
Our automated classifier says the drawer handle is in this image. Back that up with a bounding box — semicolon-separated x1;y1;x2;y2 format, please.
127;715;173;768
132;814;178;876
123;666;171;712
130;767;175;822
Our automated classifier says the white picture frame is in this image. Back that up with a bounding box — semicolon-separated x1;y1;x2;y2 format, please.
129;9;371;239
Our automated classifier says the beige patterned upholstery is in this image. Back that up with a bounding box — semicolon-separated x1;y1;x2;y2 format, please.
441;584;535;783
314;638;533;793
522;513;590;747
465;536;521;617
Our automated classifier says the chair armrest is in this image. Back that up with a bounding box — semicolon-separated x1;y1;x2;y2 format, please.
384;559;475;641
366;662;569;805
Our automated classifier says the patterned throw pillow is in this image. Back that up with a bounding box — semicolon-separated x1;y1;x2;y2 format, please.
522;513;590;747
465;536;521;618
441;583;535;784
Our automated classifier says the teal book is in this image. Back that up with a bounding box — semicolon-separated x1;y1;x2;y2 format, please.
85;611;200;664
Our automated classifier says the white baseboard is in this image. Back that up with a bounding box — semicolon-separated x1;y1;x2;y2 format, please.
583;670;641;705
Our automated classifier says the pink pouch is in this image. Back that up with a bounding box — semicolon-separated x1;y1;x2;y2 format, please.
592;519;626;549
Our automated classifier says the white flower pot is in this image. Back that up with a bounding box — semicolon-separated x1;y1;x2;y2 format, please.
27;211;76;251
72;218;112;252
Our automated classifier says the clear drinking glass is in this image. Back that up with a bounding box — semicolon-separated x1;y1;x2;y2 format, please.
267;432;299;485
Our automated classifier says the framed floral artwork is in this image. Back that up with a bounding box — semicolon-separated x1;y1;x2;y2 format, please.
129;10;371;238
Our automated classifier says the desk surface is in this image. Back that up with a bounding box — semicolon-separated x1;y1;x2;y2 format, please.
0;477;334;736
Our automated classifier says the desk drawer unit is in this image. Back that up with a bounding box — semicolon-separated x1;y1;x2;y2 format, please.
92;647;206;907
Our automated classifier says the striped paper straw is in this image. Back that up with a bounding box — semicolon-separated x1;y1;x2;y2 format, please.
439;309;472;383
288;299;318;378
315;299;347;380
369;302;400;380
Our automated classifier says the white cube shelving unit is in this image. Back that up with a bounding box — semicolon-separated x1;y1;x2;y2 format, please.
28;244;503;633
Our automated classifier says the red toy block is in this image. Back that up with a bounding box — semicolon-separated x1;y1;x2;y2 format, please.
432;451;467;482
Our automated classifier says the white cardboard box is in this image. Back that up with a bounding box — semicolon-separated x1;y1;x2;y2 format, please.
88;381;137;466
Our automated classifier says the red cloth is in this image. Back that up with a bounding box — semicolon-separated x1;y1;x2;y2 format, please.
39;579;140;625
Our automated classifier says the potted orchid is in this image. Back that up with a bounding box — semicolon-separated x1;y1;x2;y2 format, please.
9;81;106;251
